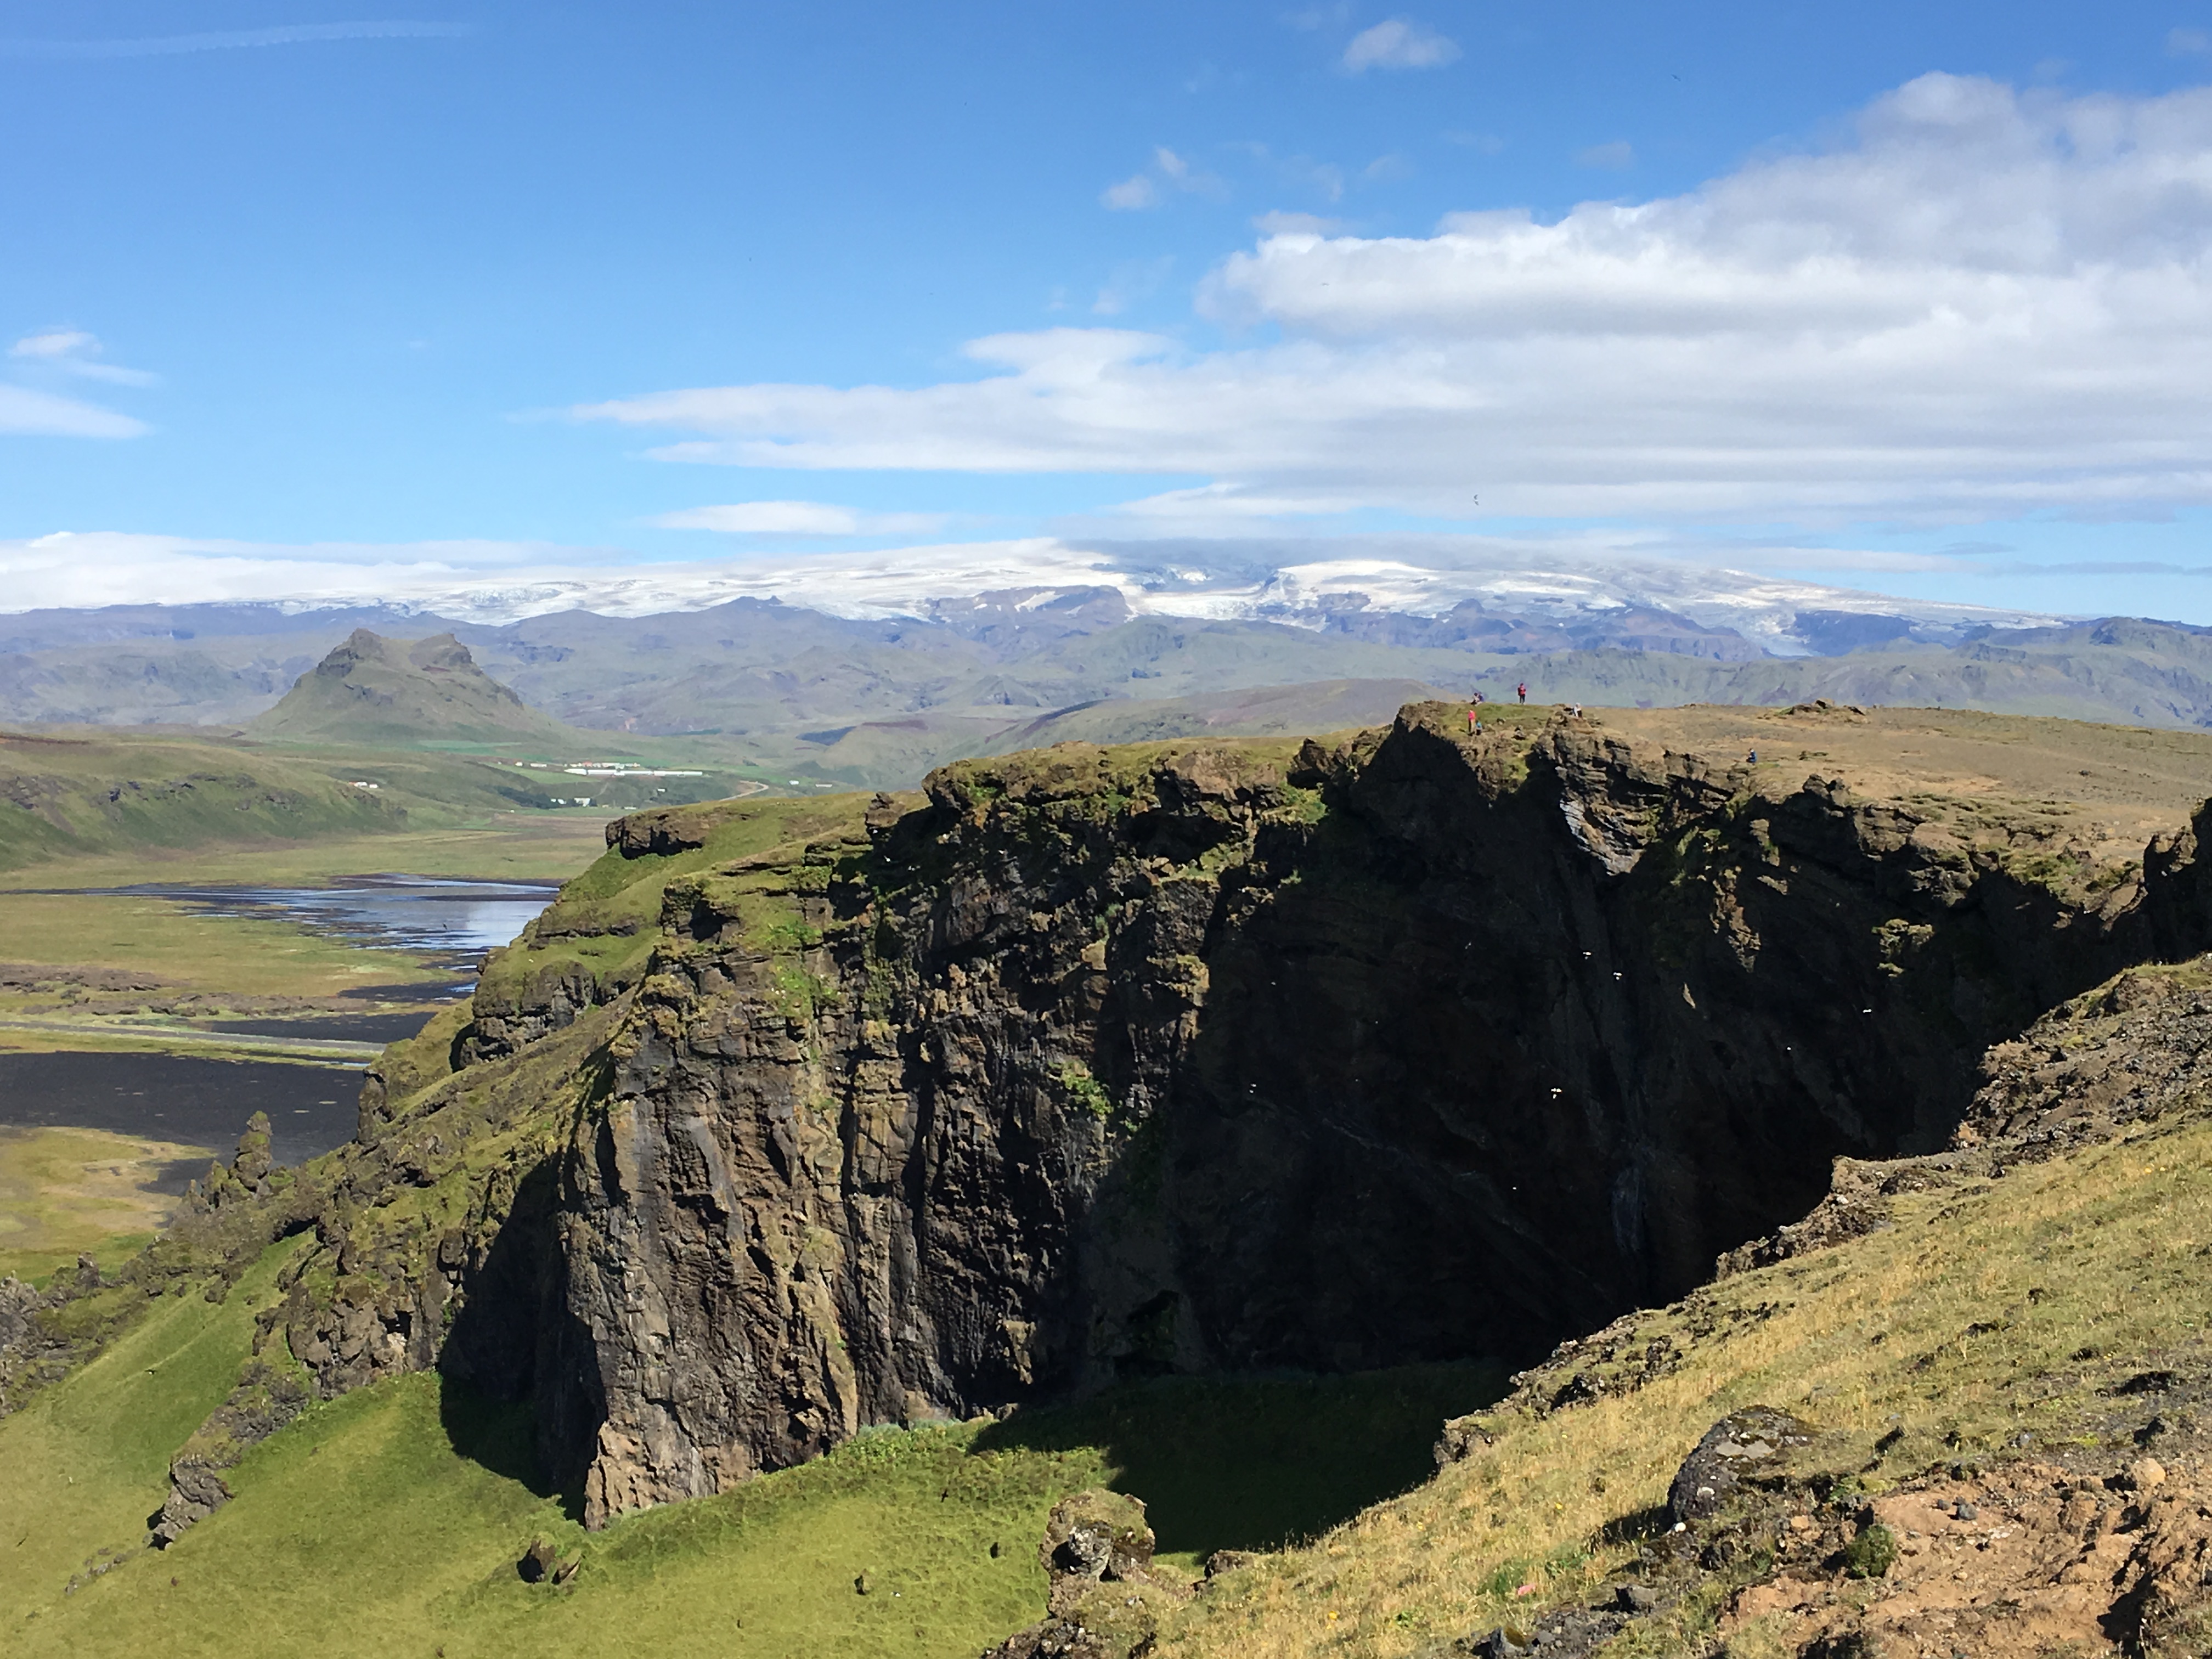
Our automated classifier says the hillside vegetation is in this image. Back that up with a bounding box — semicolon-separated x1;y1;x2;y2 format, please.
0;627;756;873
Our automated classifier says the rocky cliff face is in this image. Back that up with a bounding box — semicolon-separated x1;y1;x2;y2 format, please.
506;705;2211;1523
52;703;2212;1539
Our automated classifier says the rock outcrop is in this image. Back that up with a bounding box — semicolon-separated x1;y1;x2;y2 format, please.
531;707;2209;1522
984;1488;1190;1659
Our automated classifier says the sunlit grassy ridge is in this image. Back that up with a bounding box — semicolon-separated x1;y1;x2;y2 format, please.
1154;1104;2212;1658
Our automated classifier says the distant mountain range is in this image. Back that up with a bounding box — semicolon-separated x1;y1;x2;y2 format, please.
1;544;2207;787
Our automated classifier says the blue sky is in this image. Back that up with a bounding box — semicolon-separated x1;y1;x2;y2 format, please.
8;1;2212;622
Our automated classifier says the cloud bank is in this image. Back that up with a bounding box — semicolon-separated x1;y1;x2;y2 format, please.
576;74;2212;527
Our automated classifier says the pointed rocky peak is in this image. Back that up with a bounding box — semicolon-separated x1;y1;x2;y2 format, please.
253;628;566;746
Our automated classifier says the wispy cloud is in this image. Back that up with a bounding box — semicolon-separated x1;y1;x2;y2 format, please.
1101;174;1158;210
3;331;151;436
1093;256;1178;317
1575;139;1636;170
1342;18;1461;72
0;387;148;439
2169;26;2212;56
0;20;470;60
1101;146;1227;211
653;501;949;536
9;330;156;386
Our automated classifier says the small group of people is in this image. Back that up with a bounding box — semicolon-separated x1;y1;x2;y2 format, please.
1467;681;1543;734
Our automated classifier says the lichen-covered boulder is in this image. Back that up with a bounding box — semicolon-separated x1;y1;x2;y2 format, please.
1668;1406;1818;1523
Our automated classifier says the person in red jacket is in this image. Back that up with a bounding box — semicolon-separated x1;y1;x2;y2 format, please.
1516;681;1528;704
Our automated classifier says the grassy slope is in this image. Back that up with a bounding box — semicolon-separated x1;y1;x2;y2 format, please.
0;730;403;870
0;725;585;874
1158;1045;2212;1657
0;1237;304;1615
5;1318;1496;1658
0;1126;212;1284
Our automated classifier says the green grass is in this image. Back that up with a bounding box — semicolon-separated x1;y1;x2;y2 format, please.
0;1237;305;1614
11;1373;1074;1659
0;1125;211;1285
1;816;614;890
3;1250;1504;1659
0;891;462;998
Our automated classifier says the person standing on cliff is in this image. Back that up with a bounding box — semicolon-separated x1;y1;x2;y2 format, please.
1517;681;1528;704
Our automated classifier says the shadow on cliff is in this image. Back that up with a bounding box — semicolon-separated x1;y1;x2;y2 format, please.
437;1379;565;1499
435;1157;595;1521
972;1361;1507;1558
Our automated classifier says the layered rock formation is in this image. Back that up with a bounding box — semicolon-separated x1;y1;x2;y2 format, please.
506;705;2211;1522
29;701;2211;1539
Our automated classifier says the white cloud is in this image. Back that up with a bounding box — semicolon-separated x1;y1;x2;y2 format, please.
0;385;148;438
1101;173;1158;210
573;74;2212;527
2169;26;2211;55
1575;139;1635;170
1342;18;1461;72
653;500;948;535
9;329;157;386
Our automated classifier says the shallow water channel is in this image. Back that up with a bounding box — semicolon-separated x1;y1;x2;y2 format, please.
1;876;560;1170
93;876;561;977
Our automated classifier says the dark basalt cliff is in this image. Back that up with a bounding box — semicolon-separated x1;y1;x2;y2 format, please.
55;703;2212;1536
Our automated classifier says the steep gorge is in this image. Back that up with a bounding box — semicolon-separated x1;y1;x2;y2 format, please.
64;702;2212;1540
